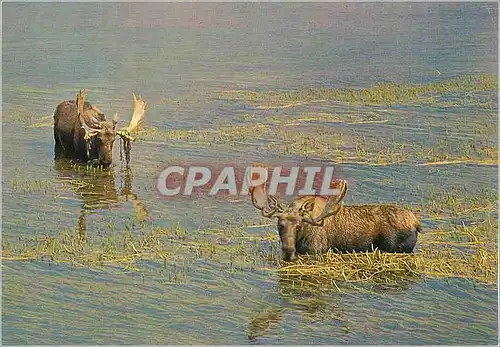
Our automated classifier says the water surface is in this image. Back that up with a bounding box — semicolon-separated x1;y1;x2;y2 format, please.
2;3;498;345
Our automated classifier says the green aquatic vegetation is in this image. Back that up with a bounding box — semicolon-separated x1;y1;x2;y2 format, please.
416;186;498;221
134;127;200;141
268;127;345;160
2;203;497;287
1;221;277;279
268;127;497;166
3;103;53;126
8;164;113;196
135;124;273;145
9;178;57;194
135;108;496;167
218;74;497;108
419;92;498;110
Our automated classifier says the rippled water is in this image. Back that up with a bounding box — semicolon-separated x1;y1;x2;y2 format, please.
2;3;498;345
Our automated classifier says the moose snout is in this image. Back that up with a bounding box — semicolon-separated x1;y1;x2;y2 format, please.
282;247;296;261
98;153;113;167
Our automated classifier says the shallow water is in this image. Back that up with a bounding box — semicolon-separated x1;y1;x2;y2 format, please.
2;3;498;345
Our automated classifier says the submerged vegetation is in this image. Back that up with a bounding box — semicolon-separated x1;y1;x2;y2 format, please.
217;73;497;108
134;73;498;166
3;185;497;287
136;115;497;166
3;73;498;291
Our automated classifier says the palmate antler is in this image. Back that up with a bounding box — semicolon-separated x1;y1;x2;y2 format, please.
116;93;148;142
128;93;147;133
249;184;283;218
302;180;348;226
76;89;102;140
76;89;86;116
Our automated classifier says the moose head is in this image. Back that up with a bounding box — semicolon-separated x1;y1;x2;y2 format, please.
76;90;147;167
250;180;348;261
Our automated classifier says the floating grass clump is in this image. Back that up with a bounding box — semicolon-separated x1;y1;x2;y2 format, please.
1;222;276;279
278;220;497;287
218;73;497;107
3;218;497;287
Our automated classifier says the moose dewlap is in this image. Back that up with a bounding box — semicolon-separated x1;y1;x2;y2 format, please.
250;180;421;261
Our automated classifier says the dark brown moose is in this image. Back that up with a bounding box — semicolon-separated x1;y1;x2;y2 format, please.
53;90;147;166
250;180;421;261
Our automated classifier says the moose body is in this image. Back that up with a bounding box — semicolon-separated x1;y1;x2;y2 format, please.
53;90;147;166
250;180;420;261
290;198;420;257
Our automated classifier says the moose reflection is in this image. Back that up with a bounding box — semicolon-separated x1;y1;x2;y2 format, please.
246;271;413;343
54;158;148;240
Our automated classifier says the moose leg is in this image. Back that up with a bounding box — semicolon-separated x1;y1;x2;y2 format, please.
54;128;65;159
78;209;86;245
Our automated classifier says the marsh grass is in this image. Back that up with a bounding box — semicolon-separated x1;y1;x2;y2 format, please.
135;111;497;167
135;120;497;166
134;74;499;165
218;74;497;108
418;186;498;221
3;186;497;287
1;221;278;282
136;123;272;146
3;219;496;286
8;163;113;195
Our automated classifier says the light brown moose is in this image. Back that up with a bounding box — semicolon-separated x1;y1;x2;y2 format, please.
250;180;421;261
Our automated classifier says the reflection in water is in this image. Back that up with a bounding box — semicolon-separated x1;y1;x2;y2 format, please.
276;272;348;324
246;270;415;341
246;308;284;342
277;268;413;298
54;159;148;239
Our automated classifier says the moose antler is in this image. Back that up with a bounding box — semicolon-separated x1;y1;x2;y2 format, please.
116;93;147;142
127;93;147;133
302;180;348;226
249;184;281;218
76;89;86;116
76;89;102;139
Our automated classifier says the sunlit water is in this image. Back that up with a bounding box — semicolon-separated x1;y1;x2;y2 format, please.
2;3;498;344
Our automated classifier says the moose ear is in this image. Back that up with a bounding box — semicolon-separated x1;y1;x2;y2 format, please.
299;197;315;214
